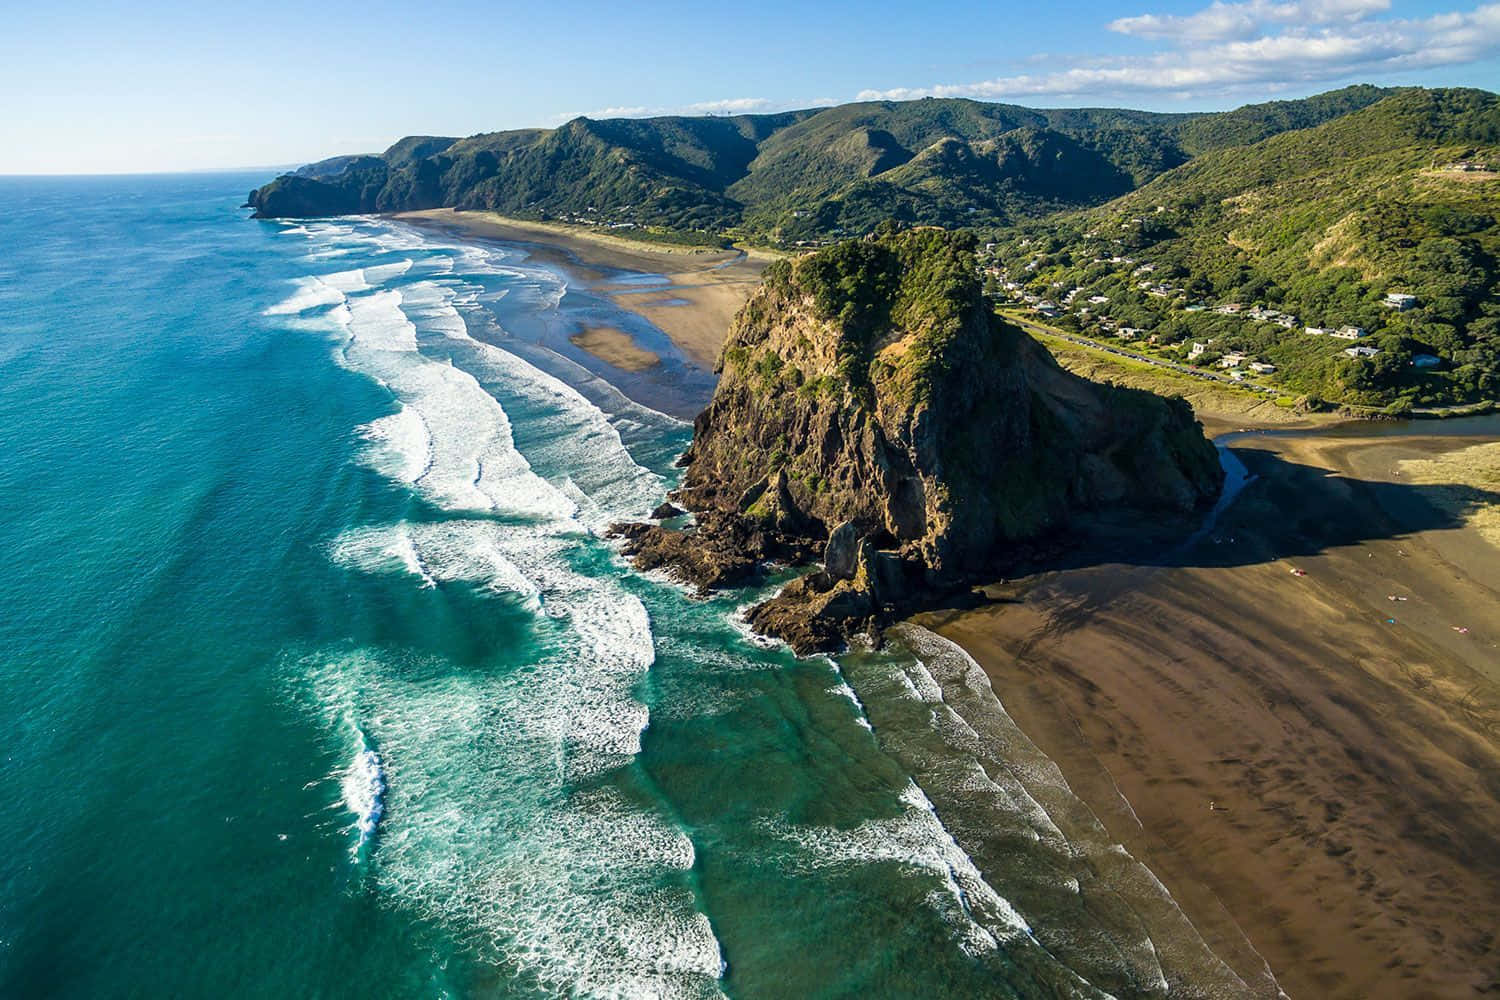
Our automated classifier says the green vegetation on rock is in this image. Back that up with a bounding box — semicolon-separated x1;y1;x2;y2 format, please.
683;229;1223;579
614;229;1225;651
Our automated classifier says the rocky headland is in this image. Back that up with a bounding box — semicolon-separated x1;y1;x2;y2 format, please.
612;228;1225;652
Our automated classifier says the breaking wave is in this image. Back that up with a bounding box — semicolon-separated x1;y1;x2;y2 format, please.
272;219;723;997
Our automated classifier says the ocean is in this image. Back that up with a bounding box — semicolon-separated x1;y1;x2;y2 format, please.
0;174;1263;999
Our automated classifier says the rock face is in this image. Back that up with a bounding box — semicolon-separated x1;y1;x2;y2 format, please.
614;228;1223;652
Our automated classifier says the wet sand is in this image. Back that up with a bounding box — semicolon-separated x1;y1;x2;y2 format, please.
920;423;1500;998
394;209;771;370
568;325;660;373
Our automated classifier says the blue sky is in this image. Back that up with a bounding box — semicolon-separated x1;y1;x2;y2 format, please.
4;0;1500;173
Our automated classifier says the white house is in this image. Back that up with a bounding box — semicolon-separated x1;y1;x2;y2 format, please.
1188;341;1213;359
1344;345;1380;358
1384;292;1418;310
1332;326;1368;340
1219;352;1248;368
1250;361;1277;374
1304;326;1330;336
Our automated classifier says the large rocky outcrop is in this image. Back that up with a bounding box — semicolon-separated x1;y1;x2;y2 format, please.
614;229;1224;651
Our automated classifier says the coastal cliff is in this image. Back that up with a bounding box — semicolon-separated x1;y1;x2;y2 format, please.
614;229;1224;651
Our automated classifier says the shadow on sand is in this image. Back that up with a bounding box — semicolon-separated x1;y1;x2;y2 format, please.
917;443;1500;622
1067;445;1498;572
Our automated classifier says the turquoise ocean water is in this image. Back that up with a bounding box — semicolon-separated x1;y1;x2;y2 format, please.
0;175;1268;999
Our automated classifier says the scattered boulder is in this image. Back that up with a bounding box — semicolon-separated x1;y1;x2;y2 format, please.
824;521;860;579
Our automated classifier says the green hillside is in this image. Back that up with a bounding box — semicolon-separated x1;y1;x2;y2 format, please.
247;87;1391;241
986;88;1500;408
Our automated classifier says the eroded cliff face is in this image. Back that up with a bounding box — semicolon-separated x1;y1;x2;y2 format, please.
615;229;1223;651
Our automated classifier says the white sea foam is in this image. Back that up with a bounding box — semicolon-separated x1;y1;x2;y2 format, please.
828;679;874;732
892;648;1072;853
301;638;722;998
330;522;542;607
340;720;386;857
319;267;373;294
345;289;419;352
335;285;576;520
767;779;1030;956
356;404;431;484
362;259;414;286
430;309;662;530
888;625;1271;998
282;219;725;996
265;276;345;315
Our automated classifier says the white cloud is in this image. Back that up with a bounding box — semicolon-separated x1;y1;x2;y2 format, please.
1110;0;1391;41
684;97;774;114
552;97;779;123
858;2;1500;103
569;105;653;119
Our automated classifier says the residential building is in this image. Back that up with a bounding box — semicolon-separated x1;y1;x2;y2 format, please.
1332;326;1367;340
1384;292;1418;310
1344;345;1380;358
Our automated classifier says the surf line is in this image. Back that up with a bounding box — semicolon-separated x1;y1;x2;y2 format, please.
342;719;386;861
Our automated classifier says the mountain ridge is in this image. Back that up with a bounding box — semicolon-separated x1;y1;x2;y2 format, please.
247;86;1394;239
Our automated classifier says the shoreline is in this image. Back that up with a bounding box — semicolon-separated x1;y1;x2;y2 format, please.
918;416;1500;997
367;209;1498;992
393;209;770;372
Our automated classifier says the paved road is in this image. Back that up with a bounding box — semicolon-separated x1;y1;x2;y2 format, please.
1003;313;1280;396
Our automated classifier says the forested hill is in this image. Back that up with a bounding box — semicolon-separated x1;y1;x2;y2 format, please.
985;87;1500;408
246;86;1390;241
